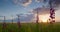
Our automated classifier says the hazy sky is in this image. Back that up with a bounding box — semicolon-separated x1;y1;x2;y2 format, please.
0;0;60;22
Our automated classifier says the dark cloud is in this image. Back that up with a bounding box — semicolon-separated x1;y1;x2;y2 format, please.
33;7;50;15
36;0;60;8
49;0;60;5
44;0;60;7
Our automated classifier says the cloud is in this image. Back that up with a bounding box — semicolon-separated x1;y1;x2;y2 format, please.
20;14;34;21
43;0;60;8
35;0;48;3
33;7;50;15
35;0;60;10
36;0;60;8
12;0;32;7
13;13;34;23
35;0;44;3
0;13;34;23
49;0;60;5
0;16;4;17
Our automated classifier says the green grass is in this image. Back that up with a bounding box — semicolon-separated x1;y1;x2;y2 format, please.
0;23;60;32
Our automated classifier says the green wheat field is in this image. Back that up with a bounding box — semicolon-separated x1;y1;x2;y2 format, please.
0;22;60;32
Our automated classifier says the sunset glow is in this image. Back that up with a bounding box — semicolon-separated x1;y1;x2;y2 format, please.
39;14;49;22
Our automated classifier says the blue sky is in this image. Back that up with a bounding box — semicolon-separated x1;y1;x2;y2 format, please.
0;0;41;16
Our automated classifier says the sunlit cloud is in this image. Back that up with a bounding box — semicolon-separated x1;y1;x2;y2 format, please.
33;7;50;15
55;9;60;22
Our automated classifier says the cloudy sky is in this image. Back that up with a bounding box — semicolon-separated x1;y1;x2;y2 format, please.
0;0;60;22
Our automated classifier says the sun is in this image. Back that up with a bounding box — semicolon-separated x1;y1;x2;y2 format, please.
40;16;48;22
39;14;49;23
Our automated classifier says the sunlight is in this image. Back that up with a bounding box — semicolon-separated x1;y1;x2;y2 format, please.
39;14;49;23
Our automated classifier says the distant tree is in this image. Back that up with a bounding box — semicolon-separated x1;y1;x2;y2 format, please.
2;16;7;29
17;15;21;28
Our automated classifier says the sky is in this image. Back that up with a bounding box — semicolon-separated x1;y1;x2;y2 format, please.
0;0;60;23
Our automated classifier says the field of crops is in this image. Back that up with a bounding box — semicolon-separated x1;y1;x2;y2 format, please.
0;22;60;32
